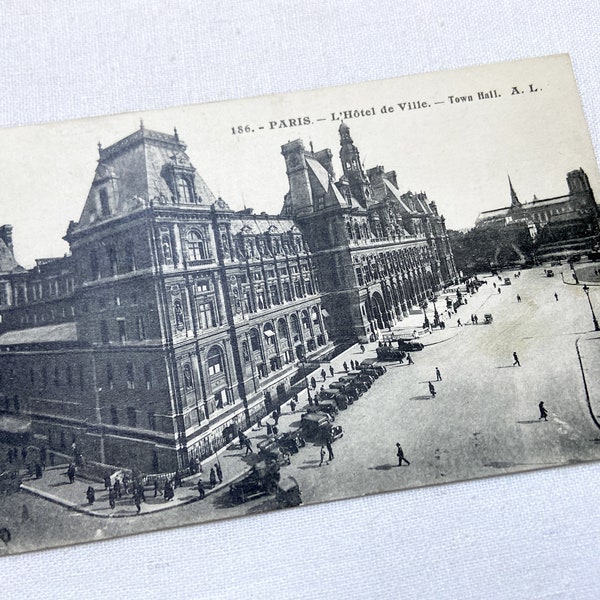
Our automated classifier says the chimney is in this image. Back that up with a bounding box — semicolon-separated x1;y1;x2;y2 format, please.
0;224;14;254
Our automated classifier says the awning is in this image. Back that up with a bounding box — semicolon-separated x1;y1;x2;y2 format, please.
0;414;31;435
264;330;276;337
321;309;330;317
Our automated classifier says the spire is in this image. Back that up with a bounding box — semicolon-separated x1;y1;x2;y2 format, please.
508;175;521;208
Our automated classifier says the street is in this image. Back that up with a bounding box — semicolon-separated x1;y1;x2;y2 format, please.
3;265;600;552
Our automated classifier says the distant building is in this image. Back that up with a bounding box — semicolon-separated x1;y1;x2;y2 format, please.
475;170;600;258
0;126;331;473
281;123;458;340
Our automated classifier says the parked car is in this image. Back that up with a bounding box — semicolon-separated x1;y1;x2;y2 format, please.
349;370;375;385
329;381;361;400
300;412;344;443
359;359;387;376
307;400;339;420
257;437;291;465
319;389;351;409
276;475;302;508
277;431;306;454
229;460;281;504
339;376;370;393
503;277;511;285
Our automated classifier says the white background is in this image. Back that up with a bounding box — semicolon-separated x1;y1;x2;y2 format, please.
2;2;600;598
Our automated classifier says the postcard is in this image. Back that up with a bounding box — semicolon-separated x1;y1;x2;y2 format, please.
1;53;599;555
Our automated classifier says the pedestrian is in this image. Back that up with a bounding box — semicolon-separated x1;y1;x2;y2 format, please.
40;447;47;469
67;463;76;484
435;367;442;381
329;365;334;377
35;463;43;479
134;495;142;513
319;445;328;467
457;319;462;327
173;470;182;489
21;504;29;523
238;431;246;449
326;437;335;461
407;353;414;365
215;462;223;484
209;467;217;488
474;315;478;324
86;486;95;505
498;288;502;294
272;410;279;426
290;399;296;413
49;451;55;466
103;473;111;490
197;478;206;499
163;480;174;501
320;369;326;382
516;294;521;303
21;447;27;462
398;352;404;364
493;282;497;289
360;344;365;353
539;401;548;421
396;443;410;466
108;488;116;509
153;479;160;497
513;352;521;367
310;376;316;390
113;478;122;499
470;314;475;324
343;361;348;373
554;292;559;301
428;381;436;397
244;438;254;455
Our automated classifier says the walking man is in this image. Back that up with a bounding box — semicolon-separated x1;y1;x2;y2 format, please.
215;462;223;484
513;352;521;367
320;368;326;382
360;344;365;353
554;292;559;302
428;381;436;397
435;367;442;381
407;353;414;365
326;435;335;461
516;294;521;303
343;361;349;373
329;365;334;377
244;438;254;455
310;376;317;390
396;443;410;466
539;401;548;421
67;463;76;484
86;486;95;505
457;318;462;327
319;445;328;467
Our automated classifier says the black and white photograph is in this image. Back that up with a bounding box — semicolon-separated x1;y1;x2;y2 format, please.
1;53;600;564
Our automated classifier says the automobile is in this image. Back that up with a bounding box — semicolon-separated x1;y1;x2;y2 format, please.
276;431;306;454
300;412;344;442
349;370;375;386
319;389;351;409
339;375;370;393
359;359;387;376
329;381;361;400
257;437;292;465
503;277;512;285
396;340;424;352
307;399;339;420
550;260;562;266
276;475;302;508
484;313;493;324
546;269;555;277
229;460;281;504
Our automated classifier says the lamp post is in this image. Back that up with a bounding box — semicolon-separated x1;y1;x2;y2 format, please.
299;356;313;406
582;285;600;331
429;293;439;326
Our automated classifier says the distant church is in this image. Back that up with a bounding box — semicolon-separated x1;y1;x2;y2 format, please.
475;169;600;258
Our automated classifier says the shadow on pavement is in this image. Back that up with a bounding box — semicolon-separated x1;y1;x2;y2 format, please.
410;395;433;401
517;419;543;424
369;464;395;471
496;365;517;369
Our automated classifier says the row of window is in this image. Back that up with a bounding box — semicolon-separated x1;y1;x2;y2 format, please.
89;240;137;280
0;363;86;391
99;316;146;343
18;305;75;326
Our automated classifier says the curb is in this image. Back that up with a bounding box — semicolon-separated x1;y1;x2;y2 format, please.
575;334;600;432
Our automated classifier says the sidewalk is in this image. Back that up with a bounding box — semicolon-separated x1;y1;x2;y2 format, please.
20;289;479;518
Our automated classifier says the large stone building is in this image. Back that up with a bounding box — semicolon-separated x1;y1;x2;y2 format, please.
281;123;457;340
0;123;456;473
0;126;331;473
474;170;600;258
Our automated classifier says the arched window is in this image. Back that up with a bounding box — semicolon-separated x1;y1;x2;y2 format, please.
90;250;100;279
290;314;300;338
207;346;225;376
188;230;207;261
125;240;136;272
107;245;118;276
277;319;289;342
311;306;321;325
177;176;193;203
301;310;310;329
249;328;261;352
241;341;250;363
283;281;292;301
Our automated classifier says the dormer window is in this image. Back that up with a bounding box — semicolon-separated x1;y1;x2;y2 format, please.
99;189;110;216
177;176;194;203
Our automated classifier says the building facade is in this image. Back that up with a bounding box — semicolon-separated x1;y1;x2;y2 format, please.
0;126;331;473
281;123;458;341
474;170;600;258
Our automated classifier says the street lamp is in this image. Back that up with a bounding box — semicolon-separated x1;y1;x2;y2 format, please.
299;355;313;406
582;285;600;331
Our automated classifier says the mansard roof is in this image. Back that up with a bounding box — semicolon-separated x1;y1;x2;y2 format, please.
71;126;218;234
230;214;301;236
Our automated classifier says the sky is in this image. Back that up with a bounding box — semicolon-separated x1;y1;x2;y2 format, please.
1;54;598;268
